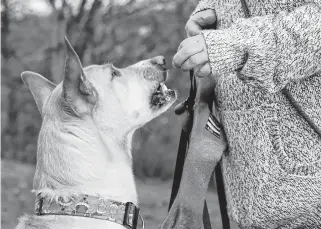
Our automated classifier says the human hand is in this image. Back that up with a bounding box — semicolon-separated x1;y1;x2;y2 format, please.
185;9;216;37
172;34;211;78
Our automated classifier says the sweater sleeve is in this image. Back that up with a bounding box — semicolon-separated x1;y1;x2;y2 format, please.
202;3;321;93
192;0;216;16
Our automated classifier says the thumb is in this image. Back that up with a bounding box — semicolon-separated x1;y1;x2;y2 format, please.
191;9;216;28
194;63;211;78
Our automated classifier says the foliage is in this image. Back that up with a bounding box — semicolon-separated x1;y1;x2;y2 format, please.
1;0;199;179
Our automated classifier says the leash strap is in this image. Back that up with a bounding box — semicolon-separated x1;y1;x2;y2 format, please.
169;70;196;210
215;162;230;229
170;70;212;229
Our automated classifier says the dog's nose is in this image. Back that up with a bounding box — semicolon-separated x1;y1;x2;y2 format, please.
144;57;167;82
150;56;166;71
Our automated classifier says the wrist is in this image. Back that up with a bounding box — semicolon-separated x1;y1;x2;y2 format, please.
201;28;247;79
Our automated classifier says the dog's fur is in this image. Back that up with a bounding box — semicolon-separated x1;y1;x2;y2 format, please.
16;38;176;229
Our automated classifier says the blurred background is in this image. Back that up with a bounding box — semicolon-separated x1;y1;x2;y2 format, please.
1;0;238;228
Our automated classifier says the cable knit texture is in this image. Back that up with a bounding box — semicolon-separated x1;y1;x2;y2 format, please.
192;0;321;228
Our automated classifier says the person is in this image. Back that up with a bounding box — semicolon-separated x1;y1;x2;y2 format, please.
172;0;321;228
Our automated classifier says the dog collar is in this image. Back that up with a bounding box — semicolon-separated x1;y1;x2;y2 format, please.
35;194;142;229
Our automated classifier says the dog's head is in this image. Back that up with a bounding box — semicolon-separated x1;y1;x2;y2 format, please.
22;37;177;137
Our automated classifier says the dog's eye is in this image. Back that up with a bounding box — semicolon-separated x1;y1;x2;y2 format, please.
111;67;121;78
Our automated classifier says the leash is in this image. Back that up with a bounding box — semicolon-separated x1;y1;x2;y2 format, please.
169;70;196;210
169;70;213;229
215;162;230;228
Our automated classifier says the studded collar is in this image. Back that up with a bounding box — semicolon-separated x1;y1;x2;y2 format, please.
35;194;141;229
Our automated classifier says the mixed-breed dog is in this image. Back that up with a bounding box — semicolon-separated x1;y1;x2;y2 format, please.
16;37;180;229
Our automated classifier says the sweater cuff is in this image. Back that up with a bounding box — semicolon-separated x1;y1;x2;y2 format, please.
201;29;246;78
192;0;216;16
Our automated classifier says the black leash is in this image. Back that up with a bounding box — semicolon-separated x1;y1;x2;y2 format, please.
169;70;212;229
168;70;196;211
215;162;230;229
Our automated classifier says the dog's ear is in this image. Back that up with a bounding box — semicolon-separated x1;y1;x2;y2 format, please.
62;37;98;115
21;71;56;115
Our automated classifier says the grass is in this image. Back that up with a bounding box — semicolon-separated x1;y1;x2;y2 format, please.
1;159;238;229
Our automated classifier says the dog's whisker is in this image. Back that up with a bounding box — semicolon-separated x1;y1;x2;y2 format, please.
104;58;116;65
141;126;153;134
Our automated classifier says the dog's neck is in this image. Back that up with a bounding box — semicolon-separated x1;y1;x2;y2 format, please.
33;116;138;205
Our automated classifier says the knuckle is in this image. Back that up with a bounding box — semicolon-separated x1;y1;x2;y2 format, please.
199;14;207;22
182;48;190;56
189;57;196;65
204;9;216;18
198;10;216;25
204;9;215;15
185;29;194;37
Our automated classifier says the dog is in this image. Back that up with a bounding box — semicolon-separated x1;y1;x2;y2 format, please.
16;37;177;229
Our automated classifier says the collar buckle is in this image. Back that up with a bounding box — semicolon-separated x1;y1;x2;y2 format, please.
123;202;140;229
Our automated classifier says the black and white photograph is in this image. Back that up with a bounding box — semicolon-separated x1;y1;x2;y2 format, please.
1;0;321;228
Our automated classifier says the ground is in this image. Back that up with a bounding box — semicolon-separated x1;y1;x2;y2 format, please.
1;159;238;229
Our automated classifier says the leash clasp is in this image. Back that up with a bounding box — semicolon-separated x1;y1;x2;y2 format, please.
174;98;195;115
174;70;197;116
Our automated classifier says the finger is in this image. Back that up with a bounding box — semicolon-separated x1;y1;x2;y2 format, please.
191;9;216;27
176;37;193;52
195;63;211;78
185;20;202;37
176;34;202;52
173;46;203;68
180;52;208;72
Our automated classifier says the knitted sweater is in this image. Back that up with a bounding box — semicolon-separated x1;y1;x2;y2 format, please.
192;0;321;228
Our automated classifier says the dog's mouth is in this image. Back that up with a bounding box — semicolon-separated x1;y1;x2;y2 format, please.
151;82;176;108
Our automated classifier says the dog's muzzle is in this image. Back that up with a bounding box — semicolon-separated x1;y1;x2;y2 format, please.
143;67;167;82
35;194;144;229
